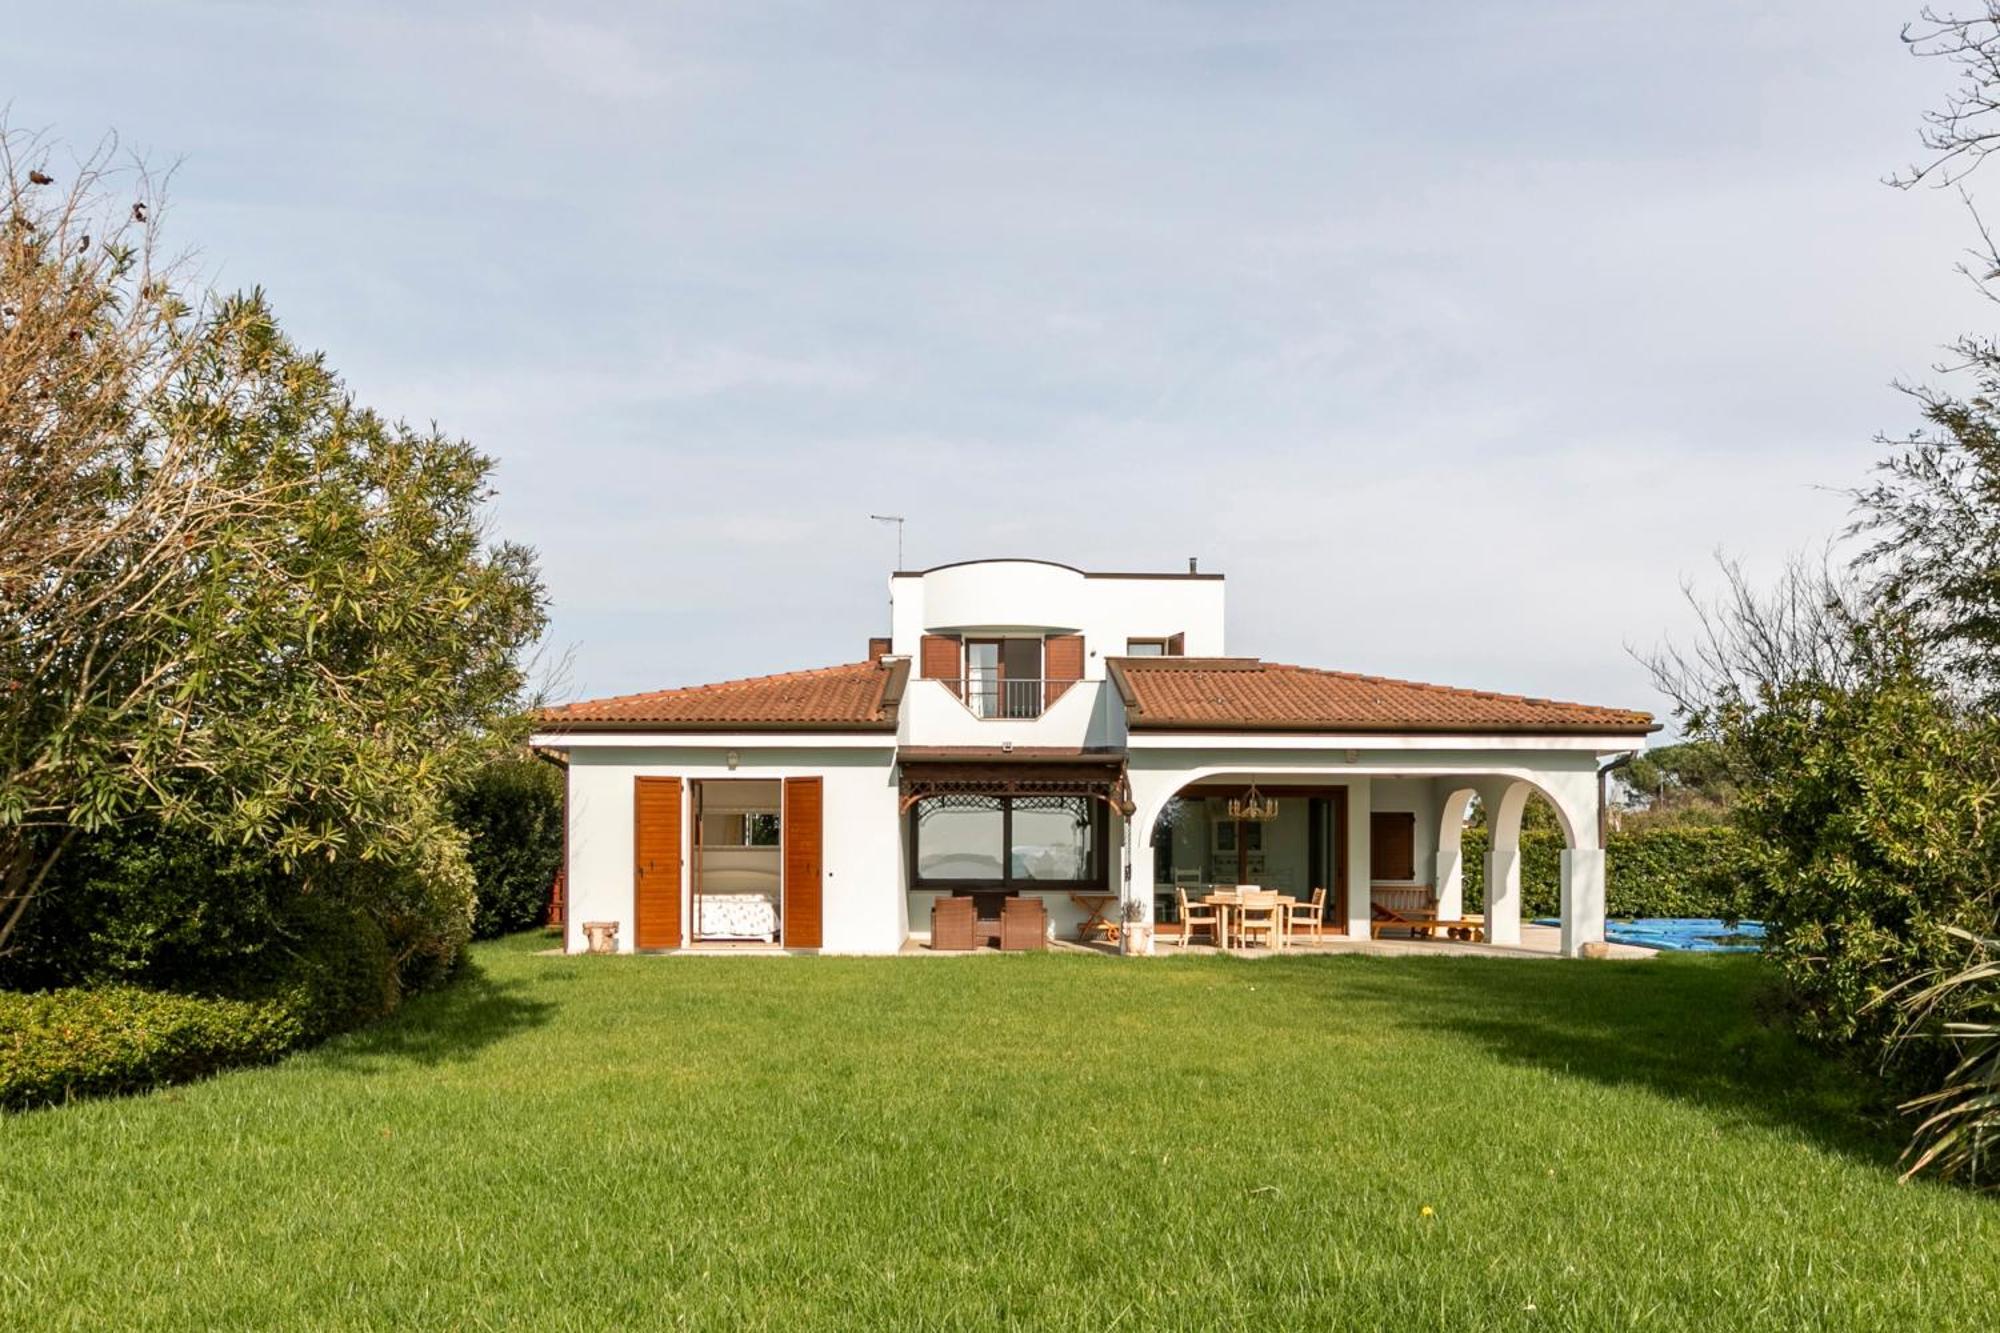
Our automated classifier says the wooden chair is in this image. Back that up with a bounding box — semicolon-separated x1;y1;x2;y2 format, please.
1284;887;1328;943
1176;886;1221;949
999;895;1048;951
1234;890;1284;950
930;895;977;951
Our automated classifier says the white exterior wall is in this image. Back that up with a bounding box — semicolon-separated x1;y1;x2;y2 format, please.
1079;576;1226;662
557;742;902;955
887;560;1225;674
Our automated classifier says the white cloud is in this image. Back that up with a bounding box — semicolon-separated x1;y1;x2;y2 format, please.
5;0;1981;718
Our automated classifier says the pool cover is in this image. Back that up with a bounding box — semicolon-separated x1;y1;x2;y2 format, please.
1531;916;1765;953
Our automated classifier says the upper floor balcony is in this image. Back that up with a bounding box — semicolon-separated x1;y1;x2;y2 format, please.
898;672;1120;749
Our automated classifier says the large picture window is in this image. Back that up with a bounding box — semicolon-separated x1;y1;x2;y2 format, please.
910;794;1106;888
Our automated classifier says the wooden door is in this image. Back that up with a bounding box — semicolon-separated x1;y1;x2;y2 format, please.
783;777;824;949
634;777;683;949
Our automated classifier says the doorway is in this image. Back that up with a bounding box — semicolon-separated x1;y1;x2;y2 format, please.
691;779;783;945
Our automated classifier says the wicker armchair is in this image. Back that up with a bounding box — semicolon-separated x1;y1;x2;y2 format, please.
930;895;977;951
999;895;1048;951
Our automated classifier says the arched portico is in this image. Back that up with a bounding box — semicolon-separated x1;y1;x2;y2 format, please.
1123;753;1605;958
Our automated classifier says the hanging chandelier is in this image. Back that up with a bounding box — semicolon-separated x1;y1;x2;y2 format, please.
1227;781;1280;822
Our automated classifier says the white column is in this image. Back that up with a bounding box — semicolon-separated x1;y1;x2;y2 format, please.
1559;847;1606;958
1120;810;1155;956
1485;843;1521;946
1435;844;1463;919
1344;777;1373;938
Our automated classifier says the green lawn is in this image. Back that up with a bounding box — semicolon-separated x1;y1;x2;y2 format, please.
4;937;1995;1330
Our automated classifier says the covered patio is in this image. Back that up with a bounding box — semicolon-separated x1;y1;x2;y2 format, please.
1102;654;1653;959
1121;750;1614;958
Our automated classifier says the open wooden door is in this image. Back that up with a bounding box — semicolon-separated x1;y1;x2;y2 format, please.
783;776;824;949
634;777;682;949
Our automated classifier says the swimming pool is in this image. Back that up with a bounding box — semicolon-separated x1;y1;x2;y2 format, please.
1532;916;1765;953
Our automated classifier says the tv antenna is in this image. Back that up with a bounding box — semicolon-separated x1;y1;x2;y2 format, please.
869;514;906;569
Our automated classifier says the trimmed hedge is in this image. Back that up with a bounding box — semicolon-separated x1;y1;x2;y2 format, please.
449;756;564;939
1;986;304;1111
1460;825;1753;920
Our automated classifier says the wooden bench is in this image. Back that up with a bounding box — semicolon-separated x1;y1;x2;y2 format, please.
1370;904;1485;942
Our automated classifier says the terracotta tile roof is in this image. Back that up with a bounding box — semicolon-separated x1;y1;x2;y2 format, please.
1107;657;1656;735
539;659;907;731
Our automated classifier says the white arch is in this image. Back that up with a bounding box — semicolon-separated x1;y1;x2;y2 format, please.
1128;762;1596;858
1433;785;1478;918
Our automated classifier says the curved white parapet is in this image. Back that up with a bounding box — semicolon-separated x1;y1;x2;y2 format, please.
919;559;1087;633
897;676;1113;748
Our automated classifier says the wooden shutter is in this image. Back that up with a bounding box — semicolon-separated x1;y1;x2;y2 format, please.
1369;811;1416;881
634;777;683;949
783;777;824;949
1166;632;1185;656
867;636;891;662
920;634;962;696
1044;633;1083;706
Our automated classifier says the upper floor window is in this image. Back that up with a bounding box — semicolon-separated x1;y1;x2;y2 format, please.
1126;638;1169;656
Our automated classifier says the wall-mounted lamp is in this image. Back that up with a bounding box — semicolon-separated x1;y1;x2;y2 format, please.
726;750;740;771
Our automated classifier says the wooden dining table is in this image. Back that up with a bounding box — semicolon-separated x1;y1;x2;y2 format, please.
1199;889;1285;952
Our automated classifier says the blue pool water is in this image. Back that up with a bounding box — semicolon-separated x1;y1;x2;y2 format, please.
1532;916;1765;953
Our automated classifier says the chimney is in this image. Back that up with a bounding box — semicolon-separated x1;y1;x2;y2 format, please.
867;636;892;662
1188;556;1198;574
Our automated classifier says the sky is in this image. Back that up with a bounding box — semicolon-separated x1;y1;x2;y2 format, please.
4;2;1988;726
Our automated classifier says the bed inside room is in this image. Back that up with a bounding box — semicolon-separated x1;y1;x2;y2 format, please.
692;779;783;944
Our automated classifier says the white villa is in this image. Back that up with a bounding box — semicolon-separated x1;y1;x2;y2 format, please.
531;558;1656;957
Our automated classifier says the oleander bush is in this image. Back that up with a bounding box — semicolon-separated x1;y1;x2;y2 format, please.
0;985;303;1110
1459;824;1753;920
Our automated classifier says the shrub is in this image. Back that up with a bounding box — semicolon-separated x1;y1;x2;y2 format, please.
1724;673;2000;1073
0;986;304;1111
3;811;467;1046
231;895;400;1040
448;756;564;939
3;821;296;993
1459;824;1753;920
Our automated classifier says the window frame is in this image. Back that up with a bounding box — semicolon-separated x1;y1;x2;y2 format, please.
1124;637;1170;656
908;794;1110;891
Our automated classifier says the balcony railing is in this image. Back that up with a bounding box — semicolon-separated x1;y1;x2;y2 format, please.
946;677;1073;720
